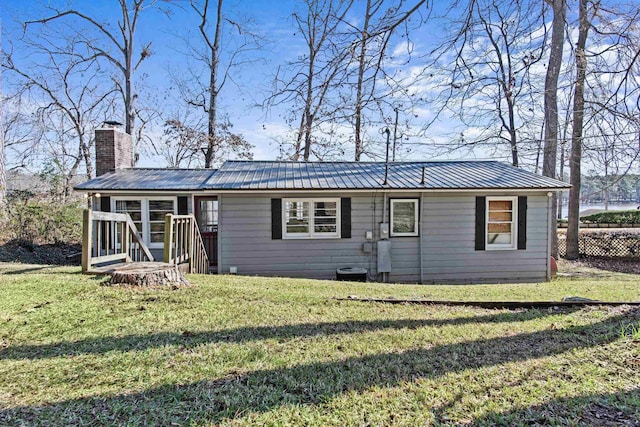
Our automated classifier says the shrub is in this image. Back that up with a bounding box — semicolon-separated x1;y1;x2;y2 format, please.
4;191;83;245
580;209;640;225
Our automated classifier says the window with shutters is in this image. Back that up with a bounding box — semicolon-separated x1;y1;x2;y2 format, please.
486;197;517;250
283;198;340;239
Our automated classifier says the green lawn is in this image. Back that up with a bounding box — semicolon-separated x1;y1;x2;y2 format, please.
0;262;639;426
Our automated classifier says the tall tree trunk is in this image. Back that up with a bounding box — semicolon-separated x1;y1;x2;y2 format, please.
125;59;134;137
354;0;372;161
508;106;519;167
566;0;590;260
0;15;5;213
542;0;566;259
82;136;94;180
557;140;565;219
292;114;305;161
603;168;610;210
121;0;138;146
302;46;316;161
204;0;223;168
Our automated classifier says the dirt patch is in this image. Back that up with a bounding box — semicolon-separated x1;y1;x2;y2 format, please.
559;258;640;275
0;239;81;266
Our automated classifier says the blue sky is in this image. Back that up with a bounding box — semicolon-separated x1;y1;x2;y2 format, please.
3;0;464;166
5;0;638;175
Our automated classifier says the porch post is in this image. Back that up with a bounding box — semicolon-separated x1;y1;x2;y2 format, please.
188;216;195;273
163;214;174;264
81;209;92;273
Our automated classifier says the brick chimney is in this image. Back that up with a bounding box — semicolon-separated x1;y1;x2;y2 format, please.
95;122;133;176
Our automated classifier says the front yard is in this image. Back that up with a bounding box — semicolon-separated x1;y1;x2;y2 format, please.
0;262;639;426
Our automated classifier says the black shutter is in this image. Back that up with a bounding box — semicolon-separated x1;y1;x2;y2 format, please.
100;196;111;212
271;198;282;240
341;197;351;238
517;196;527;250
475;196;486;251
177;196;188;215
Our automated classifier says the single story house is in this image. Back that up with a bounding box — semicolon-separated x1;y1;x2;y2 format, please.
75;127;569;284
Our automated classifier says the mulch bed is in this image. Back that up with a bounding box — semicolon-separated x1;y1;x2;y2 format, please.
0;239;81;265
567;258;640;275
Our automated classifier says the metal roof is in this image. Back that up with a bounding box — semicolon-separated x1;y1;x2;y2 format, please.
74;168;216;191
203;160;570;190
74;161;570;192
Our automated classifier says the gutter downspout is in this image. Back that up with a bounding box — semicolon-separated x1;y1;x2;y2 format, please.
217;194;222;274
546;192;552;281
419;192;424;284
382;191;388;224
381;190;388;283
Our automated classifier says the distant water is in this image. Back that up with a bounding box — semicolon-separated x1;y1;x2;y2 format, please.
559;203;639;219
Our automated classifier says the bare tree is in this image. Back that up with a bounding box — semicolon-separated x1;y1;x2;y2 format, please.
1;95;42;172
426;0;547;167
565;0;591;260
0;15;5;213
171;0;261;167
346;0;429;161
150;110;253;168
541;0;566;258
266;0;354;161
564;0;640;258
2;35;117;196
265;0;428;161
25;0;155;144
156;118;207;168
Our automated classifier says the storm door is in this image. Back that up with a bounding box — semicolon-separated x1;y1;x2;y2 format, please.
195;197;218;267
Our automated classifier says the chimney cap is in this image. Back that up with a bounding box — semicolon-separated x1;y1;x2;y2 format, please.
103;120;123;128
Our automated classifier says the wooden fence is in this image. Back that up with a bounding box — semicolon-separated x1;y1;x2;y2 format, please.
558;230;640;258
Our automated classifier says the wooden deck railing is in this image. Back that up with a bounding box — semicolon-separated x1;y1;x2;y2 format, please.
163;214;209;274
81;209;154;273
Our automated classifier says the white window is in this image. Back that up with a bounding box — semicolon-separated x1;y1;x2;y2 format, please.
390;199;419;237
283;198;340;239
486;197;517;250
115;200;143;239
113;197;176;248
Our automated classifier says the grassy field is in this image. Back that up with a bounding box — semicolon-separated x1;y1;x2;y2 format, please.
0;262;639;426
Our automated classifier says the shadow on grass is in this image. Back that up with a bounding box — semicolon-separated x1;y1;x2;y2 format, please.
0;308;559;360
470;388;640;426
0;266;81;275
1;310;637;426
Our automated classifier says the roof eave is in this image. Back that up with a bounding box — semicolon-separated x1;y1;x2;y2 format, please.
76;186;570;193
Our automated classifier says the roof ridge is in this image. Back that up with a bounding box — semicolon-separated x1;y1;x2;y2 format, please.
120;167;216;171
222;160;500;164
75;160;570;192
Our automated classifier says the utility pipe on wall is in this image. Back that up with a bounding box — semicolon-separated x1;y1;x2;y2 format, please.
383;128;391;186
546;191;553;281
419;192;424;284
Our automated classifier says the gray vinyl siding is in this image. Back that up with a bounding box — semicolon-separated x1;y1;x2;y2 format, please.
218;192;550;284
150;248;164;261
220;193;379;279
419;194;548;284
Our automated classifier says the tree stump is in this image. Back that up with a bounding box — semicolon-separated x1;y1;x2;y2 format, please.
109;262;191;287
